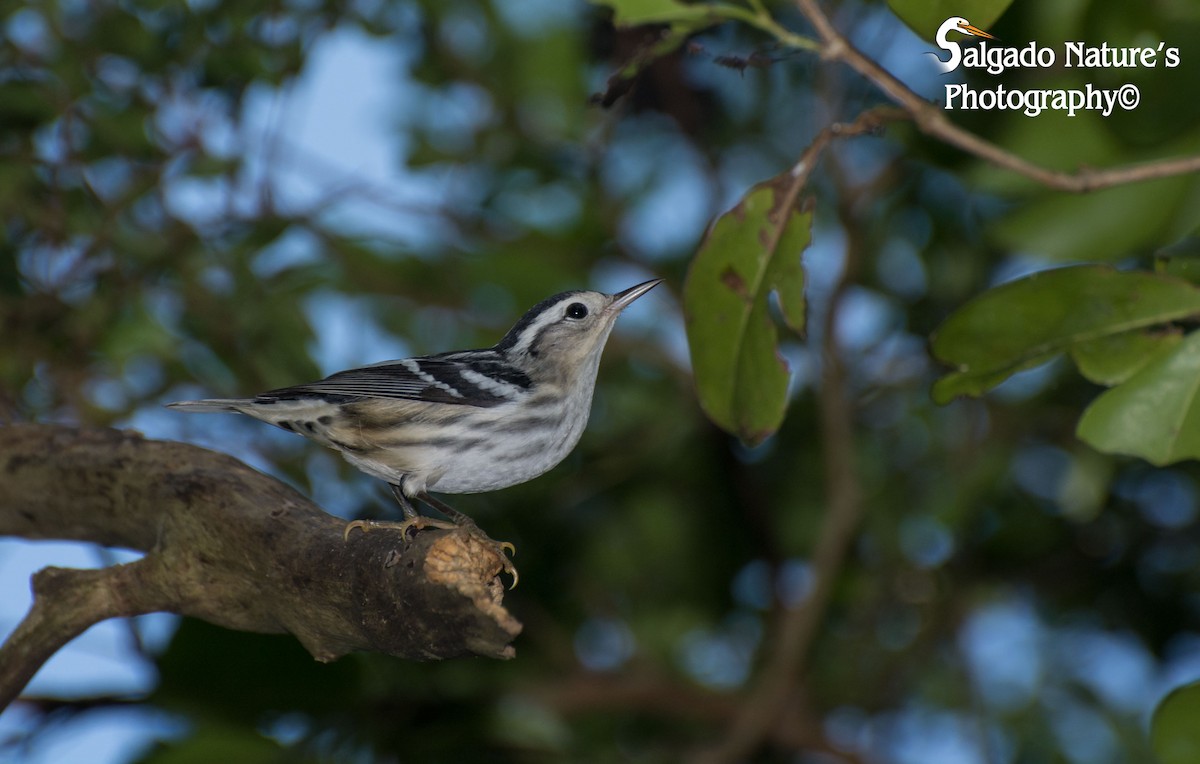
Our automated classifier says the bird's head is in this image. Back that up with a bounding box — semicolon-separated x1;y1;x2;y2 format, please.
497;279;662;381
939;16;995;45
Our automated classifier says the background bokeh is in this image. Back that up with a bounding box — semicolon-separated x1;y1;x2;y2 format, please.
3;0;1200;761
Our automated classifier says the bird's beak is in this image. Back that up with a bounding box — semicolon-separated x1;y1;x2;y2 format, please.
958;21;995;39
608;278;663;314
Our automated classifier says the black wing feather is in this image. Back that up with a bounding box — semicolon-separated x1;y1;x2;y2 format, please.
254;352;530;408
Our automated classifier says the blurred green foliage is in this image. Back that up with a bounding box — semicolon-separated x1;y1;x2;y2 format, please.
4;0;1200;762
887;0;1014;42
1153;680;1200;764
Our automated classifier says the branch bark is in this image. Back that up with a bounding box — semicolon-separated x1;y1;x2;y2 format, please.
0;423;522;710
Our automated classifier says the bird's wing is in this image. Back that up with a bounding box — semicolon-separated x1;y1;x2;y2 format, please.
256;352;533;408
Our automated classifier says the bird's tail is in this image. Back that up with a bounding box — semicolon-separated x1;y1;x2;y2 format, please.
165;398;253;414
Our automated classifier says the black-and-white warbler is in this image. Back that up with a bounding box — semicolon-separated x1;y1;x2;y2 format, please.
168;279;662;584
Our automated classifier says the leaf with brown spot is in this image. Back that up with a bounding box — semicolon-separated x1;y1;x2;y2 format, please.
683;169;811;445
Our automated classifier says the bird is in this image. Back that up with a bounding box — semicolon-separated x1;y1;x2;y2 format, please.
927;16;995;74
167;278;663;585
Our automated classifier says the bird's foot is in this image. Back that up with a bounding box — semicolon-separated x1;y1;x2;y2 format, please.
343;517;518;588
342;516;457;542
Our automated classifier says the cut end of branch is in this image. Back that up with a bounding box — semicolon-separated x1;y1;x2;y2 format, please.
425;531;523;657
323;527;524;664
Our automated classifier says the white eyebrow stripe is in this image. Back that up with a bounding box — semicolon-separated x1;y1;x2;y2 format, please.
507;306;564;355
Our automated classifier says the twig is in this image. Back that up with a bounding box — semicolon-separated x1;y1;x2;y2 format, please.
793;0;1200;192
689;115;875;763
533;671;858;757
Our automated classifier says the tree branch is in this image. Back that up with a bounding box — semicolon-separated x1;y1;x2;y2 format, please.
793;0;1200;192
531;671;863;759
692;126;871;763
0;423;522;710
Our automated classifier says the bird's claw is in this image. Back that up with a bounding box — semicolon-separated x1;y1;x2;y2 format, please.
494;542;518;588
342;518;373;541
461;525;519;589
499;554;519;589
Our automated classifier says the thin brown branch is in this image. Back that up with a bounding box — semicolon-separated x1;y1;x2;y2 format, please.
0;424;522;710
690;121;873;764
794;0;1200;192
779;106;901;200
531;671;865;761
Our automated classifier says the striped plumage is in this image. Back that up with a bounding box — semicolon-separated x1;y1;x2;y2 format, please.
168;279;661;526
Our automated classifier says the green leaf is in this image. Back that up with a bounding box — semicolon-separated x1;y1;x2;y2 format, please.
1076;330;1200;465
591;0;730;26
1156;241;1200;285
1070;328;1182;386
991;175;1193;262
684;170;810;446
932;266;1200;403
1152;682;1200;764
888;0;1013;42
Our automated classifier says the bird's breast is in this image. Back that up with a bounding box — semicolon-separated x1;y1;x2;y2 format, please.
423;391;593;493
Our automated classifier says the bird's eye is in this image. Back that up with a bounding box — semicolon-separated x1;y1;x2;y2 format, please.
565;302;589;320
